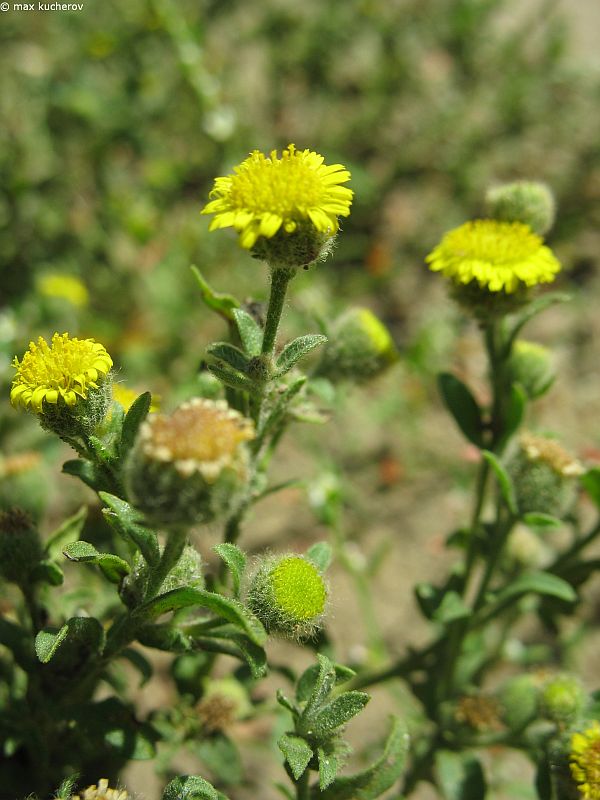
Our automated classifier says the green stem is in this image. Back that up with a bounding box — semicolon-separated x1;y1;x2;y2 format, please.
261;268;294;358
295;770;310;800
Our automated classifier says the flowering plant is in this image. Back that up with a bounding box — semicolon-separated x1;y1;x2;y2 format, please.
2;151;600;800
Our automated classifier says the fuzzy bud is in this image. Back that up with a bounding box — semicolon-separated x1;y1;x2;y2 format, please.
318;307;398;383
125;398;254;526
0;508;43;584
508;340;556;400
485;181;556;236
247;554;327;640
508;433;584;519
498;674;540;732
540;675;586;727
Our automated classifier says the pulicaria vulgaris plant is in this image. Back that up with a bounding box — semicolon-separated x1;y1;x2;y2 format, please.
2;149;600;800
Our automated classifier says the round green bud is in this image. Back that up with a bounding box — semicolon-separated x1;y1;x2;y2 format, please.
318;307;398;383
498;674;540;732
247;554;327;640
505;524;549;569
251;224;336;271
485;181;556;236
540;675;586;727
125;398;255;526
508;433;584;519
508;340;556;400
0;508;43;584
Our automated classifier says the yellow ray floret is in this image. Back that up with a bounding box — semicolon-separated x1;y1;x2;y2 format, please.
201;144;353;249
11;332;113;413
571;723;600;799
426;219;561;293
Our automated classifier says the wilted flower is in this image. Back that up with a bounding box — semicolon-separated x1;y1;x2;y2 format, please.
71;778;128;800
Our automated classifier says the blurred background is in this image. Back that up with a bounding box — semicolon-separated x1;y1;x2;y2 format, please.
2;0;600;797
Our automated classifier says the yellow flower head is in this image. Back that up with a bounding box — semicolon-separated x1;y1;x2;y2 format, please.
201;144;353;250
426;219;561;294
71;778;128;800
37;273;89;308
571;723;600;799
11;332;113;413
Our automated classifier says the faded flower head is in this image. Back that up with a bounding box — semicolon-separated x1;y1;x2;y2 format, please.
570;723;600;800
126;398;255;525
455;694;503;732
426;219;560;314
71;778;128;800
11;332;112;413
248;554;328;640
201;144;353;268
509;433;584;518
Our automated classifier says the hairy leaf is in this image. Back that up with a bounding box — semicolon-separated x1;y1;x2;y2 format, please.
213;543;247;598
275;334;327;376
278;733;313;780
437;373;484;447
232;307;263;356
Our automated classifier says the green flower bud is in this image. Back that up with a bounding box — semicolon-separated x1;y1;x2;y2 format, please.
508;433;584;519
125;398;254;526
505;523;549;569
247;554;327;640
508;340;556;399
541;675;586;727
0;508;43;584
498;674;540;732
485;181;556;236
318;307;398;383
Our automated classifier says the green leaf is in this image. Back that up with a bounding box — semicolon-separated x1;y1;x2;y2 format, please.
119;391;152;458
277;689;299;716
138;623;193;652
316;717;409;800
200;622;268;677
581;467;600;508
213;543;247;598
310;691;370;737
232;307;263;356
191;265;240;321
278;733;313;780
318;747;339;790
99;492;160;565
206;342;251;375
306;541;332;572
30;559;64;586
137;588;267;646
62;459;99;490
45;505;88;558
275;334;327;376
193;733;242;785
497;383;527;449
482;450;517;515
435;750;486;800
438;373;484;447
492;571;577;607
433;591;471;624
120;647;153;686
523;512;562;530
72;697;156;761
88;434;113;465
63;540;131;583
163;775;220;800
296;662;355;703
35;617;104;664
207;363;261;396
301;654;337;719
